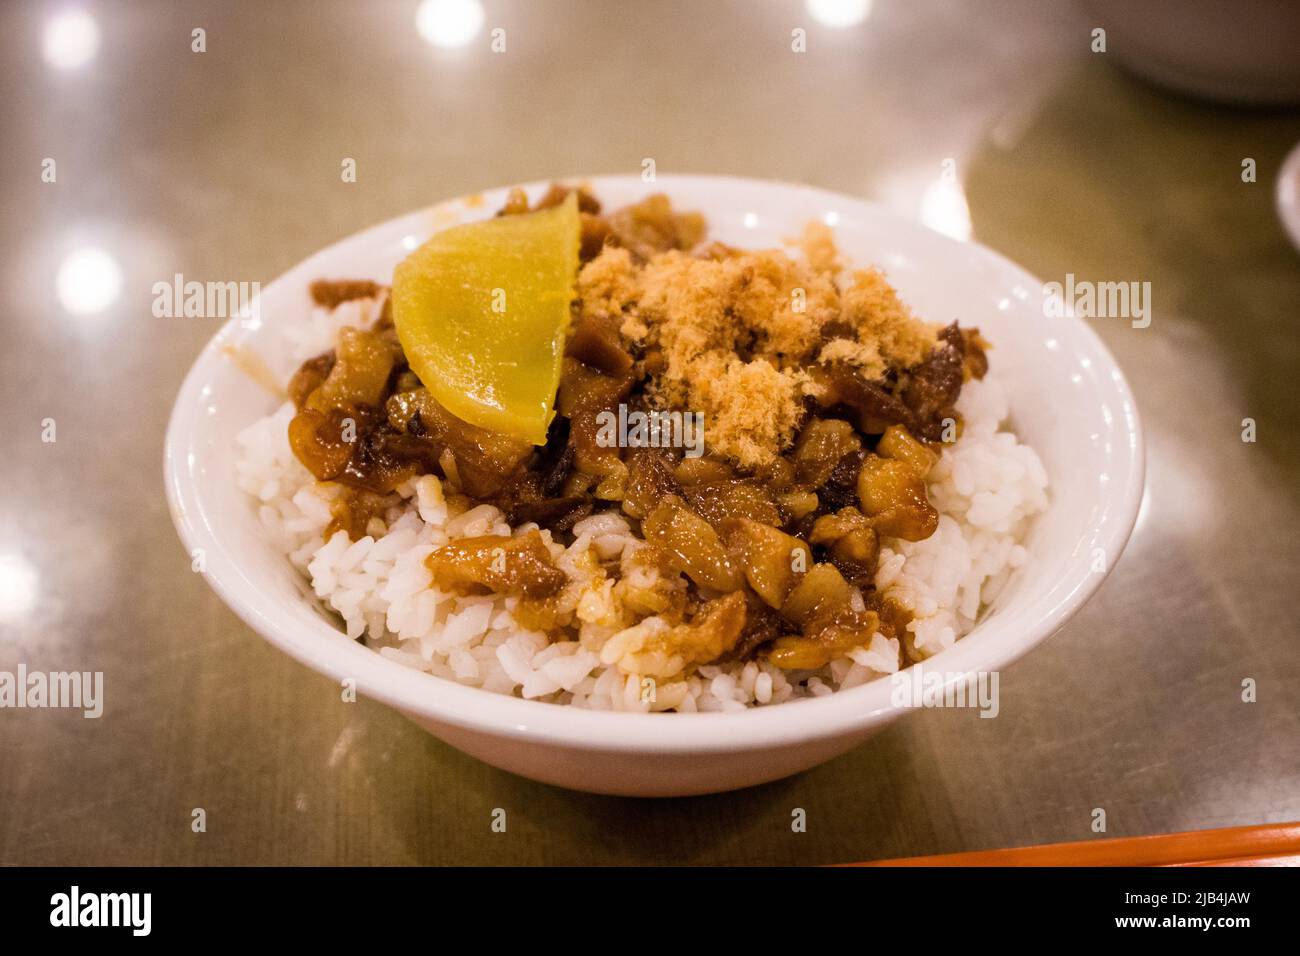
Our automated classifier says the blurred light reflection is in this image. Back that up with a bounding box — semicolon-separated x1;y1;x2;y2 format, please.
42;9;99;70
0;553;39;624
416;0;485;49
806;0;873;29
919;177;972;241
56;246;122;316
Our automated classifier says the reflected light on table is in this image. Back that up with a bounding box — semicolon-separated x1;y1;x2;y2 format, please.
0;553;39;624
56;246;123;316
416;0;485;49
42;9;99;71
805;0;873;29
1135;433;1213;537
919;177;972;242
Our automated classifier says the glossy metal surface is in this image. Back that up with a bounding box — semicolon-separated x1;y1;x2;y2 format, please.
2;0;1298;864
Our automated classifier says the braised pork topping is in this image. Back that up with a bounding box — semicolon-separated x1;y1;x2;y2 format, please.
286;187;990;675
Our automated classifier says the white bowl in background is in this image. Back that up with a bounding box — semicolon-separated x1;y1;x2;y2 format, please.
164;175;1144;797
1080;0;1300;105
1277;140;1300;254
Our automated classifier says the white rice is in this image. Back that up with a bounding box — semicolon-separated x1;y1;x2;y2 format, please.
234;299;1048;712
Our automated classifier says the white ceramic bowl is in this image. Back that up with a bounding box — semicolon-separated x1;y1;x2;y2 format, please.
1277;140;1300;254
1080;0;1300;105
164;175;1144;797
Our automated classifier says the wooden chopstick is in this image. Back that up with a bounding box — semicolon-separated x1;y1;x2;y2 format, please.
847;822;1300;867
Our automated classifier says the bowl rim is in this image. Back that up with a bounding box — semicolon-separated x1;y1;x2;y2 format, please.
1276;140;1300;254
164;173;1145;753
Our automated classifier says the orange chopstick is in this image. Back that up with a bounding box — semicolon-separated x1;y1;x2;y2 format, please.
847;822;1300;867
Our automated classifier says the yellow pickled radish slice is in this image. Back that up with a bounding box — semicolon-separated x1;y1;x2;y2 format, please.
391;192;580;444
